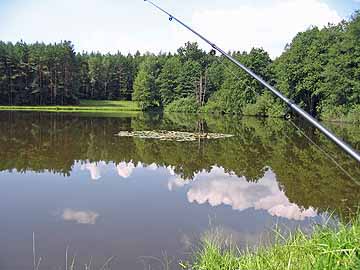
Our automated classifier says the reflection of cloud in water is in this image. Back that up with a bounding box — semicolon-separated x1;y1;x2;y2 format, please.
147;163;158;171
168;176;191;191
81;161;106;180
117;162;135;178
137;162;162;171
167;166;176;176
79;160;164;181
169;166;316;221
62;209;99;224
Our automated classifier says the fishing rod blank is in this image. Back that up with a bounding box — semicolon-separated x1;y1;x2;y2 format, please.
144;0;360;163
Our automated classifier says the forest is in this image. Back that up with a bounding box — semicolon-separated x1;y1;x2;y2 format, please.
0;11;359;122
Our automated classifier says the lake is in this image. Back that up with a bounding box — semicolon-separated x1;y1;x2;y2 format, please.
0;111;359;270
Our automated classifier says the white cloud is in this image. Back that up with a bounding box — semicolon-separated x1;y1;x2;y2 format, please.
170;166;317;221
147;163;158;171
116;162;135;178
0;0;171;54
0;0;342;57
167;165;176;176
173;0;342;57
62;209;99;224
168;176;191;191
81;161;105;180
79;160;161;180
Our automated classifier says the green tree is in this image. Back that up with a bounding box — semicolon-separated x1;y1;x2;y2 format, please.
205;48;272;113
177;42;208;68
133;57;161;110
157;57;181;105
176;60;202;99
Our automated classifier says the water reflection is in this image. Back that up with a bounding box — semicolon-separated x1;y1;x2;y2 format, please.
169;166;317;221
81;161;105;180
62;209;99;224
79;158;317;223
79;161;161;180
75;159;317;221
0;111;358;218
116;162;135;178
78;160;317;221
0;111;359;270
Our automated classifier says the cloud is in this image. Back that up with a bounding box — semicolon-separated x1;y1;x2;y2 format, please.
168;176;191;191
0;0;343;57
80;160;162;180
170;166;317;221
62;209;99;224
0;0;176;54
116;162;135;178
167;166;176;176
173;0;342;57
81;161;105;180
147;163;158;171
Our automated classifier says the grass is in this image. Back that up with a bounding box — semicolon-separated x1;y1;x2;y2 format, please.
0;100;141;113
187;215;360;270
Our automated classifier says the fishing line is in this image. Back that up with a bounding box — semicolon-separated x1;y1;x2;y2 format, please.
214;54;357;183
289;120;359;185
211;53;357;183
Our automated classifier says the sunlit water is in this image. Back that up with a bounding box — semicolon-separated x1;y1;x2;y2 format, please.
0;112;359;270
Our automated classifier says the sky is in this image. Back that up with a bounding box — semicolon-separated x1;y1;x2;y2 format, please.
0;0;359;58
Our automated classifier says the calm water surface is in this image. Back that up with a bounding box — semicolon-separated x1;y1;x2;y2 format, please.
0;111;359;270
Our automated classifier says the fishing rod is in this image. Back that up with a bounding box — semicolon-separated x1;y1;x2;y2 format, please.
144;0;360;163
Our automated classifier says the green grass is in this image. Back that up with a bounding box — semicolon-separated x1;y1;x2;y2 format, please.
0;100;141;113
188;215;360;270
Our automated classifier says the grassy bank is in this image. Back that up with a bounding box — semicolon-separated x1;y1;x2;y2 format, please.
0;100;140;113
188;215;360;270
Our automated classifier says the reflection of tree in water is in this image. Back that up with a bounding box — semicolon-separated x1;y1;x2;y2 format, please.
0;111;359;218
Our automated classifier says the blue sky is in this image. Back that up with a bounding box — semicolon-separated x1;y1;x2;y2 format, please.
0;0;359;57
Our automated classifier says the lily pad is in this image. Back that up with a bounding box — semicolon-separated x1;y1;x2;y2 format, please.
115;130;233;142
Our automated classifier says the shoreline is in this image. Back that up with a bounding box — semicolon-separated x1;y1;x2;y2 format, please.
0;105;358;125
0;100;141;113
0;106;141;113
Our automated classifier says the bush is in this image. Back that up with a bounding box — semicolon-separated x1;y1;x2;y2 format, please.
242;92;285;117
346;105;360;124
165;97;199;113
201;99;227;114
320;104;360;123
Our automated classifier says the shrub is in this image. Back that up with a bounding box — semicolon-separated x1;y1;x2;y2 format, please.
165;97;199;113
320;104;360;123
242;92;285;117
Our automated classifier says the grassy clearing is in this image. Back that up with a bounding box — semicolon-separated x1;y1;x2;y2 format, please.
79;100;139;108
0;100;140;113
188;215;360;270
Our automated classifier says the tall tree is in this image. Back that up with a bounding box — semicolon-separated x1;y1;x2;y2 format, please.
157;57;181;105
133;57;161;110
176;60;202;99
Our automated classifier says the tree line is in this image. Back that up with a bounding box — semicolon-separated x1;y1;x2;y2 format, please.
0;41;144;105
133;11;360;122
0;11;359;121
